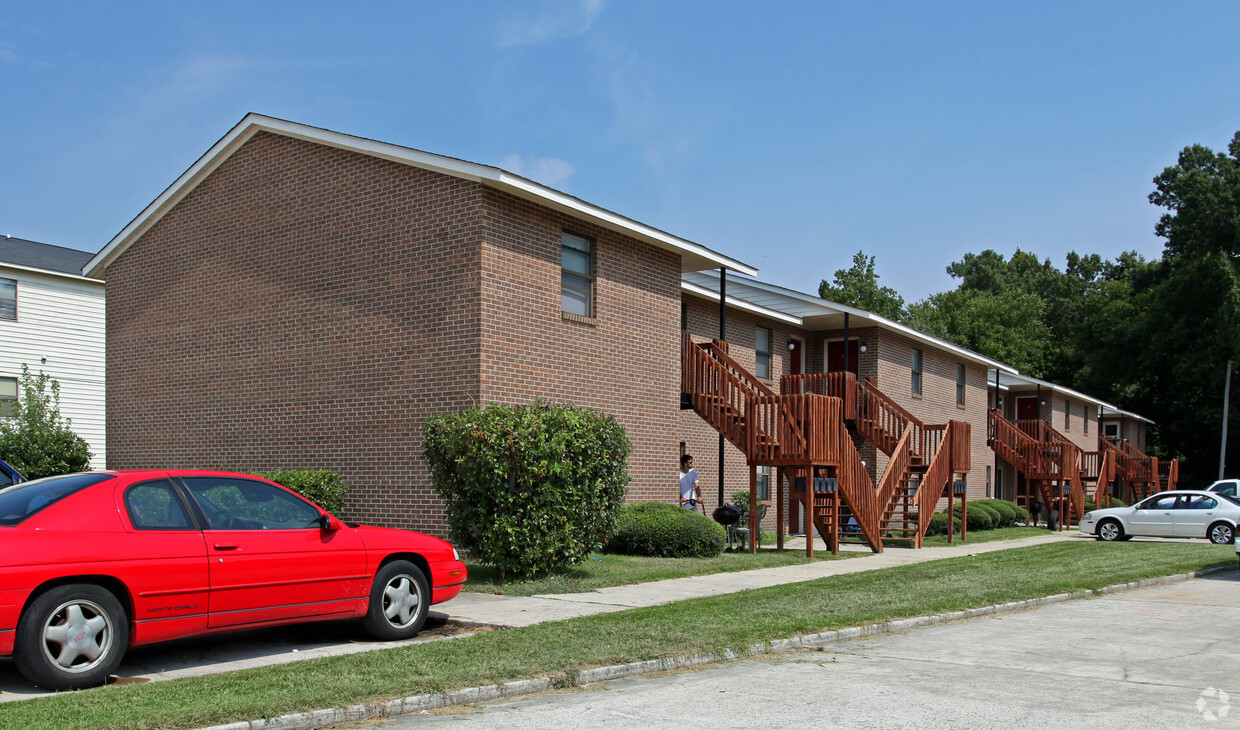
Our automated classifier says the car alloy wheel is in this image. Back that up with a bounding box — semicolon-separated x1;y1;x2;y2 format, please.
1098;520;1123;542
14;584;128;689
1208;522;1235;545
362;560;429;640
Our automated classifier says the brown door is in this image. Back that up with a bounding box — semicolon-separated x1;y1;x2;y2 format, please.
789;339;803;375
826;340;860;375
1016;396;1039;421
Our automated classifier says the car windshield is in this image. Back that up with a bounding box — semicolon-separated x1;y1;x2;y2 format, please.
0;473;115;527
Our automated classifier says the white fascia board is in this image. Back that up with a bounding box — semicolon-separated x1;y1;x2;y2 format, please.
987;369;1112;409
681;281;803;325
1100;405;1155;424
693;271;1015;372
2;262;104;285
86;114;757;278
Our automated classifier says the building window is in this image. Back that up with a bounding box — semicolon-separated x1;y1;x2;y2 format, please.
0;278;15;321
756;465;770;501
911;349;923;396
1064;400;1070;430
1104;423;1118;438
955;363;966;406
561;231;593;317
755;326;772;379
0;377;16;418
1084;405;1089;435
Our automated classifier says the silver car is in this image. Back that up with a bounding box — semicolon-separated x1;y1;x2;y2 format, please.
1079;490;1240;545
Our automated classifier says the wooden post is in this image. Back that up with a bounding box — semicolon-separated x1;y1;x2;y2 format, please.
776;466;785;551
960;480;968;542
804;466;814;558
749;463;758;553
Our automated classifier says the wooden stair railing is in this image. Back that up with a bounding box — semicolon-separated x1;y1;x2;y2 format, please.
858;378;924;459
828;431;887;552
1159;459;1180;491
782;372;857;419
988;409;1043;475
910;420;971;547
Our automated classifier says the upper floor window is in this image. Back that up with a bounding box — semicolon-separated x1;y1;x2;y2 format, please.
1083;405;1089;434
755;326;772;379
0;377;15;418
911;349;923;396
561;231;593;317
1064;400;1071;430
0;278;15;321
955;363;966;406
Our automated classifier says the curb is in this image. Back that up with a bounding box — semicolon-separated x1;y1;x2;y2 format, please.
199;565;1234;730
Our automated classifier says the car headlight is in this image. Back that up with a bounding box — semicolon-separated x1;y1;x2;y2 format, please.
453;547;460;562
1082;512;1093;521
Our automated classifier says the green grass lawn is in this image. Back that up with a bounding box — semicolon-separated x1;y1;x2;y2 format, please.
465;548;863;596
3;540;1231;730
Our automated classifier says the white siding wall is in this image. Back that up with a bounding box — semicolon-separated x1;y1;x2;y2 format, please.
0;266;106;468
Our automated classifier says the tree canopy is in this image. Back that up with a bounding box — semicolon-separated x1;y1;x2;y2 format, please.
818;251;906;321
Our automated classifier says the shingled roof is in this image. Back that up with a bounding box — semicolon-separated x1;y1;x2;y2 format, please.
0;235;95;277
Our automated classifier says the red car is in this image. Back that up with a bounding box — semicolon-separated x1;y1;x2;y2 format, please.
0;470;467;689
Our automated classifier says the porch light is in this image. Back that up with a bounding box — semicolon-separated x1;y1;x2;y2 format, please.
859;343;868;353
787;341;796;350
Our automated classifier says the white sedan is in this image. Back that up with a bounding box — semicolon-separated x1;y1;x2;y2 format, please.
1079;490;1240;545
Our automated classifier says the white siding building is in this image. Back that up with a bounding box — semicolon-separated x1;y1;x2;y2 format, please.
1;235;106;468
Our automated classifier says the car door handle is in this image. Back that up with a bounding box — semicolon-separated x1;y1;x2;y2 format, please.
213;543;239;551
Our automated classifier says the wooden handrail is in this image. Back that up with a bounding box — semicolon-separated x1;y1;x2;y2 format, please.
857;378;924;458
781;372;857;420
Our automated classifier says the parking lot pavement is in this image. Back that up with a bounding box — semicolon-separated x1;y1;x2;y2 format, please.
389;573;1240;728
0;615;471;703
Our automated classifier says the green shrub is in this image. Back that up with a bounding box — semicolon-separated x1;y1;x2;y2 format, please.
0;365;92;480
422;400;632;579
952;503;994;531
605;502;726;558
971;502;1002;526
980;499;1019;526
1012;503;1029;521
925;512;962;536
255;470;350;515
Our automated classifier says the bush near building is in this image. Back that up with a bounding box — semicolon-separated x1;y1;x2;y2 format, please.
605;501;726;558
422;400;631;579
0;365;92;480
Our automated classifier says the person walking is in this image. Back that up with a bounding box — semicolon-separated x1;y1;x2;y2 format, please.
679;455;702;511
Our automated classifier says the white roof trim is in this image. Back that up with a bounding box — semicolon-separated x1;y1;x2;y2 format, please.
1;261;104;285
684;271;1015;372
986;370;1111;409
1100;405;1155;424
85;114;757;278
681;280;803;325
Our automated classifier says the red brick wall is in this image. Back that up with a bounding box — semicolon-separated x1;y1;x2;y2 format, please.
476;187;684;503
106;131;486;535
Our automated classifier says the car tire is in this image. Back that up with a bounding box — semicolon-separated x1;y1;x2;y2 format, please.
1208;522;1235;545
13;584;128;690
361;560;429;641
1097;519;1124;542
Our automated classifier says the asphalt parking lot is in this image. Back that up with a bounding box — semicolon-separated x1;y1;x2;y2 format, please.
389;573;1240;728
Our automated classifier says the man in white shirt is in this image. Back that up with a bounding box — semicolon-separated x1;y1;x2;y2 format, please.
680;455;702;511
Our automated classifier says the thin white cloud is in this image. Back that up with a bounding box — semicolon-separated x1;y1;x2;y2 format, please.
498;0;606;46
499;154;576;187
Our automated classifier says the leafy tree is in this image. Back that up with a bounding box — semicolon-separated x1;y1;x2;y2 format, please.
906;288;1049;375
0;365;93;479
819;251;906;320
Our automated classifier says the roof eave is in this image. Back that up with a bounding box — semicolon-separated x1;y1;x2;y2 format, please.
85;114;757;278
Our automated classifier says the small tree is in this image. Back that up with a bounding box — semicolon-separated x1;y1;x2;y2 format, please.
0;364;93;479
422;400;631;579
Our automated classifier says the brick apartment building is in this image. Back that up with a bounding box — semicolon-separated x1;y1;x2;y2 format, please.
86;114;1162;542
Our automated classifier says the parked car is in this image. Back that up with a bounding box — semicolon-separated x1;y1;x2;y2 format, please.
0;458;23;488
0;470;466;690
1079;490;1240;545
1206;479;1240;499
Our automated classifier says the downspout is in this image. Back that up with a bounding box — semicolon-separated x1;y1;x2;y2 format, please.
843;312;850;374
992;369;1000;499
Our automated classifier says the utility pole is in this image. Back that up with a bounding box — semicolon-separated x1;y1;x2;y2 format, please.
1222;359;1233;480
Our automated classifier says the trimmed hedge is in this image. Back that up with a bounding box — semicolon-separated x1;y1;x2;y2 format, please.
255;470;351;515
978;499;1020;526
924;512;962;536
422;400;632;579
952;502;994;531
605;502;726;558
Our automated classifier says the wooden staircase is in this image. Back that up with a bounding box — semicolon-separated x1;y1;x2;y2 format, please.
986;410;1083;529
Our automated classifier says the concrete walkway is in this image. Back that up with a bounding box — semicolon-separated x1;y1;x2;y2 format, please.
436;530;1084;628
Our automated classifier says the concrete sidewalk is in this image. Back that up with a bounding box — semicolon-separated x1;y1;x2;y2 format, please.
434;530;1085;628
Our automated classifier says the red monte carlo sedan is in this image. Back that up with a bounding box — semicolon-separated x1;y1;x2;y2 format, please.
0;470;467;690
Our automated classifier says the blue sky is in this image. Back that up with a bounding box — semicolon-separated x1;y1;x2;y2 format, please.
3;1;1239;301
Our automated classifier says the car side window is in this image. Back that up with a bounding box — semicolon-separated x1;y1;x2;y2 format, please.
1144;495;1179;510
1182;496;1217;510
181;477;320;530
125;480;195;530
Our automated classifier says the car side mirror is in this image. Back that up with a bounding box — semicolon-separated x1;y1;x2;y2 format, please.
318;513;341;531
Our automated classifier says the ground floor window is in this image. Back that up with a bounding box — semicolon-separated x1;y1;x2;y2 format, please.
0;377;16;418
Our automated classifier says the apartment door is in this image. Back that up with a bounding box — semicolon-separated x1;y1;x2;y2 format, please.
789;338;803;375
825;340;859;375
1016;397;1039;421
